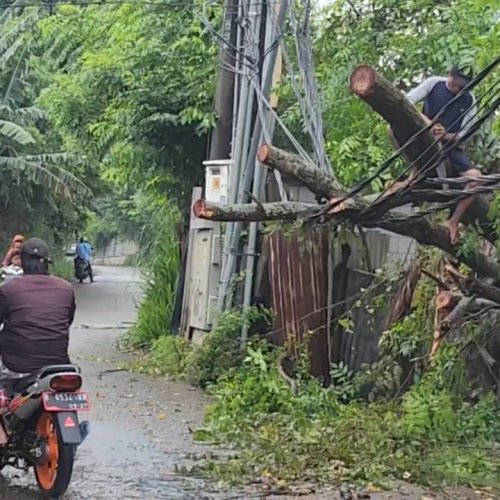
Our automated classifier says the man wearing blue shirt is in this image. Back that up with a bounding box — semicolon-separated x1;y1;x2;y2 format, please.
75;237;93;283
405;66;481;244
388;67;481;244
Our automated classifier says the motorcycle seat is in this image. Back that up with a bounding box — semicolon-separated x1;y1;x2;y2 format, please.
0;364;80;394
38;364;80;378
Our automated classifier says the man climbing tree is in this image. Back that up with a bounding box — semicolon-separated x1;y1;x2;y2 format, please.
390;66;481;244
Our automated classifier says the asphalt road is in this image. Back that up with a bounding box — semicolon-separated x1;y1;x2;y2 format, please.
0;266;218;499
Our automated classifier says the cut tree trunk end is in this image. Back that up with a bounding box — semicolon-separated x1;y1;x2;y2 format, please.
436;291;461;311
349;65;378;96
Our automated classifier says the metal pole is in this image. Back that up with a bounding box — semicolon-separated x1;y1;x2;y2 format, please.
231;1;242;151
208;0;238;161
216;0;263;312
240;0;285;348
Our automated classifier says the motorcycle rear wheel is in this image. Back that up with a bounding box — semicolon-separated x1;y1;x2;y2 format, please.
34;412;76;498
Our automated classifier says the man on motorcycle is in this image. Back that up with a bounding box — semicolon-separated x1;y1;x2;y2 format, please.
0;238;76;374
74;237;93;283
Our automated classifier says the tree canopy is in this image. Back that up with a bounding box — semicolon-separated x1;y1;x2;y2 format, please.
0;0;497;249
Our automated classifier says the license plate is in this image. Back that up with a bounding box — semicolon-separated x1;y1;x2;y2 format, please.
42;392;90;412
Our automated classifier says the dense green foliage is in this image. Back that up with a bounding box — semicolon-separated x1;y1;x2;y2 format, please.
132;306;272;386
195;325;500;489
124;198;181;348
38;1;217;218
0;4;89;248
279;0;500;190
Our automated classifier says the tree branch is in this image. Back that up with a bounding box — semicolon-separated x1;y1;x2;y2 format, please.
445;264;500;305
350;65;439;172
194;195;500;280
192;199;316;222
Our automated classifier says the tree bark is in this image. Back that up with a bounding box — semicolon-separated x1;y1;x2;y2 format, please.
192;199;316;222
350;65;439;172
445;264;500;305
257;144;345;199
256;144;497;227
194;196;500;280
374;217;500;279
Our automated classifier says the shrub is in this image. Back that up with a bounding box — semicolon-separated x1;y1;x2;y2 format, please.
125;201;180;348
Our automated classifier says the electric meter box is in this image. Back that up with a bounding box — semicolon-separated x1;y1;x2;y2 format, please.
203;160;232;204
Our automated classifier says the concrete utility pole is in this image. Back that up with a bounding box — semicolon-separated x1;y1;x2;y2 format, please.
207;0;238;161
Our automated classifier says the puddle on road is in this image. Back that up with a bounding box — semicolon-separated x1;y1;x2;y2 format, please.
0;421;229;500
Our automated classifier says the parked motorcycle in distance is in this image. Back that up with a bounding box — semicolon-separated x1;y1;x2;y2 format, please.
74;257;90;283
0;364;90;497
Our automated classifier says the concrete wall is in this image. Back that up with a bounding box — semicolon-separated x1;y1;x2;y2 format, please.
94;239;139;266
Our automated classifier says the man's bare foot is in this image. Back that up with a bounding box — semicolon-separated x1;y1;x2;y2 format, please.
327;197;347;214
443;219;461;245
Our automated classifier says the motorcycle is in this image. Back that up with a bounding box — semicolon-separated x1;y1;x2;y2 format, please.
74;257;89;283
0;364;90;497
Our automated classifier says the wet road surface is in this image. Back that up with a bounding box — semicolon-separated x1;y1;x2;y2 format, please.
0;266;223;499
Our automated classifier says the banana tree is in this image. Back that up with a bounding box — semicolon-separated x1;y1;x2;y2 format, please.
0;3;88;197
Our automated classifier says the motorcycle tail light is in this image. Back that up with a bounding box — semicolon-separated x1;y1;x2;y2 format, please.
49;374;82;392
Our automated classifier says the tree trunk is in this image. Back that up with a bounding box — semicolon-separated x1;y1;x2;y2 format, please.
350;65;439;173
257;144;345;200
197;143;500;280
373;217;500;280
194;196;500;280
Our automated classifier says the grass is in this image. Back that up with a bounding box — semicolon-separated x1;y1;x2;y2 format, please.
123;201;181;348
193;345;500;491
51;259;73;281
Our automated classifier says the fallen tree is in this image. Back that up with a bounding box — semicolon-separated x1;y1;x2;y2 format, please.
198;143;500;280
194;65;500;360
